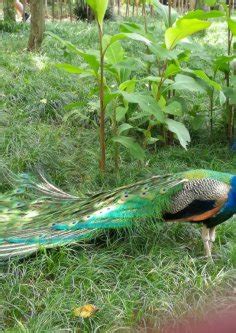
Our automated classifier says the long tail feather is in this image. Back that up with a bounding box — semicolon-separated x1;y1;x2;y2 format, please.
0;171;187;259
0;228;97;260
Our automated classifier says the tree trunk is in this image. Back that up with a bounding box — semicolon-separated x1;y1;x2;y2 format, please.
126;0;130;16
110;0;114;16
68;0;73;21
117;0;121;15
52;0;55;21
59;0;63;20
3;0;15;22
22;1;26;22
189;0;197;10
45;0;48;18
28;0;45;51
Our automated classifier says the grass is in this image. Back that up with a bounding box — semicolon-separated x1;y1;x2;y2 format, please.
0;19;236;332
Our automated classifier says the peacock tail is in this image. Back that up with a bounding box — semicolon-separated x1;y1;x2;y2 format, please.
0;169;234;260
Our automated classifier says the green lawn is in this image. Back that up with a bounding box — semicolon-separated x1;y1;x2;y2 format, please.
0;20;235;332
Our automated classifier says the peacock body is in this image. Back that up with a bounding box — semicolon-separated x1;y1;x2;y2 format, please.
0;169;235;260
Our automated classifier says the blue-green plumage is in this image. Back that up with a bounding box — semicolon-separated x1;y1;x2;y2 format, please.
204;176;236;228
0;169;235;260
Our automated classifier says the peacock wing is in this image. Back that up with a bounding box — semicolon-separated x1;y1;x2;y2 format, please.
163;178;230;223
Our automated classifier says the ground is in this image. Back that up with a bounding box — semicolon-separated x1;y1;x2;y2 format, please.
0;19;235;332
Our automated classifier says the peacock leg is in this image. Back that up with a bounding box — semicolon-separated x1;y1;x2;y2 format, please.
201;225;212;258
209;226;216;251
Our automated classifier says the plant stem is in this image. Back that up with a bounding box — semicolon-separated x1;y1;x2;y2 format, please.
144;61;167;147
98;23;106;172
168;0;172;27
143;1;147;34
226;0;234;142
209;89;214;137
112;108;119;172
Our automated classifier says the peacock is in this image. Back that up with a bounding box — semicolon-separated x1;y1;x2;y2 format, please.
0;169;235;260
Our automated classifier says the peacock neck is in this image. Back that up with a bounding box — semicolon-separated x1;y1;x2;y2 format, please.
224;176;236;213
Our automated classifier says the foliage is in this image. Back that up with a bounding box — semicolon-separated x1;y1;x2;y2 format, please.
0;20;235;332
45;0;236;172
0;20;26;32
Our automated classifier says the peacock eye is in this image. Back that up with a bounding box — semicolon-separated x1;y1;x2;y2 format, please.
160;188;167;194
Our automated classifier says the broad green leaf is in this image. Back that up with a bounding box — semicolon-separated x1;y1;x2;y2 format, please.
177;50;191;62
75;49;99;74
164;101;182;116
104;92;119;106
146;137;159;145
191;115;205;130
166;119;191;149
116;106;128;122
183;69;221;91
85;0;108;26
165;64;180;78
56;63;83;74
143;54;156;63
130;111;151;121
119;80;136;93
121;92;165;123
172;74;206;93
105;41;124;65
47;32;99;73
193;70;221;91
149;44;182;60
102;34;115;51
118;123;133;134
223;87;236;104
219;91;226;106
228;19;236;36
115;57;143;71
165;19;211;50
120;22;144;34
214;55;236;72
120;67;132;83
183;9;224;19
153;0;178;27
125;33;151;46
56;63;94;77
112;136;145;160
104;32;151;49
158;95;166;109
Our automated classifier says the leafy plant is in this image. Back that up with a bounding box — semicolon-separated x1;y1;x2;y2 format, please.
47;0;235;173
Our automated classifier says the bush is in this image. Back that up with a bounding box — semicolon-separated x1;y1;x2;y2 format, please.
0;20;28;33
